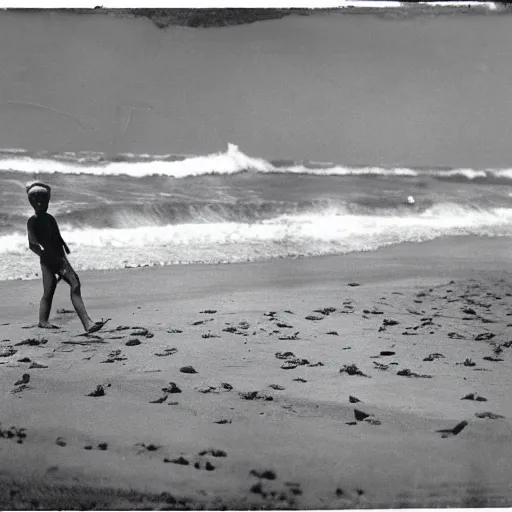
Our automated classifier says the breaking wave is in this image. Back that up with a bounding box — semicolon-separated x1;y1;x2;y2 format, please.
1;144;512;182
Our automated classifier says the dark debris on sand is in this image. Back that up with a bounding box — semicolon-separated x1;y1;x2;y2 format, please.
180;365;197;374
15;338;48;347
461;393;487;402
162;382;182;394
87;385;106;397
0;424;27;444
340;364;370;377
436;420;468;438
397;369;432;378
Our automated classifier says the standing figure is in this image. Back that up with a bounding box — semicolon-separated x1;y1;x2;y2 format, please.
26;182;109;333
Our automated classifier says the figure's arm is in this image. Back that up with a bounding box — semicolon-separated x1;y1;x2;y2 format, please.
53;216;70;254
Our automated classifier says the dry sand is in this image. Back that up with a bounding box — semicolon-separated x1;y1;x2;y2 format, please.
2;235;512;509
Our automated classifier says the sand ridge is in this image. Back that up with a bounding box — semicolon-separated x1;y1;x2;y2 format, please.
2;242;512;508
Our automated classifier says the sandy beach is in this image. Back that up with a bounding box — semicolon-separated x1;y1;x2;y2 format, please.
2;236;512;509
2;5;512;509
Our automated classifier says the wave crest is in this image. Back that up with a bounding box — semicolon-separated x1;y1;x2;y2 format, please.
2;144;512;181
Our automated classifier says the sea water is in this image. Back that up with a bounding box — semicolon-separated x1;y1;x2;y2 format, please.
2;143;512;280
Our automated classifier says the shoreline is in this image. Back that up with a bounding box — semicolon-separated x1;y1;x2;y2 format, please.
2;234;511;285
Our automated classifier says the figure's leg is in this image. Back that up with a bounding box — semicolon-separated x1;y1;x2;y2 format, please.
60;260;95;331
38;263;59;328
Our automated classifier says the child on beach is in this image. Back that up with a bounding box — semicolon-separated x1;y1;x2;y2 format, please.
26;182;109;333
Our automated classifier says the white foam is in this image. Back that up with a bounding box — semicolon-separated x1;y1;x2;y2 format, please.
1;144;511;181
2;204;512;280
0;144;272;178
432;168;488;180
286;165;418;177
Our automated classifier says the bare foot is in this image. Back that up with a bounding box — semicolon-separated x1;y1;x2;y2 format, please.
38;322;60;329
84;318;111;335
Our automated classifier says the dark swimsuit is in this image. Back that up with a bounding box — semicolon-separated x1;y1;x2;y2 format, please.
27;214;67;275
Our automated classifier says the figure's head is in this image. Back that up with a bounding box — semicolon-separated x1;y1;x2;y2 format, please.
26;182;51;215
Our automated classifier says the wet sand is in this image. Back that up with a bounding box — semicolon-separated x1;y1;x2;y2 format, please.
2;235;512;509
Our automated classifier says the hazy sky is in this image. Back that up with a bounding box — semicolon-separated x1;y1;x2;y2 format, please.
0;9;511;167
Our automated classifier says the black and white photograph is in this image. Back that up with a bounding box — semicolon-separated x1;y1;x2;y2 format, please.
1;1;512;509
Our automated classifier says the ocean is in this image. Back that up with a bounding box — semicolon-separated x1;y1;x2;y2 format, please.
1;143;512;281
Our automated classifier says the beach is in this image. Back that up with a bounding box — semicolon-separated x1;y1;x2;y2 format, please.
2;236;512;508
2;4;512;509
